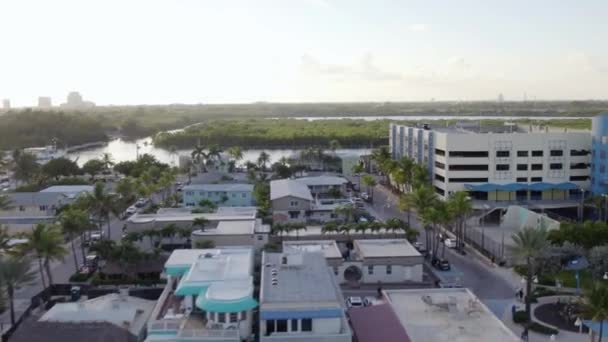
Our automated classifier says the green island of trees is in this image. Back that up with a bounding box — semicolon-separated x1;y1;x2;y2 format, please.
0;101;604;149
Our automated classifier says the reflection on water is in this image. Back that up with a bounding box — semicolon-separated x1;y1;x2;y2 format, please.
67;137;371;167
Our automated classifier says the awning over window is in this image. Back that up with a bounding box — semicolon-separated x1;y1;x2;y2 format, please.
464;182;579;192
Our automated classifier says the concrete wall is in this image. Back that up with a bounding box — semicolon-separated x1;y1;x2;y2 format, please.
500;205;560;231
0;205;54;217
332;262;422;284
260;316;351;342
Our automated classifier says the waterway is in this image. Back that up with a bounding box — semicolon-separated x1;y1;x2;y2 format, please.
66;115;587;166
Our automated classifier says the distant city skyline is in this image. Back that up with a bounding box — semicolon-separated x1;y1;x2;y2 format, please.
1;0;607;107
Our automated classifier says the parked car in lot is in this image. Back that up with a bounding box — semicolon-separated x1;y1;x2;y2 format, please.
346;296;364;308
125;206;138;216
351;197;365;208
432;258;451;271
360;192;371;202
444;238;456;249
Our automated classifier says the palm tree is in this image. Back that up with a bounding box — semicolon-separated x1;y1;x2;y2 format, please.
257;151;270;171
161;224;178;244
168;145;178;166
142;230;159;249
412;164;429;188
511;227;550;325
322;221;340;235
191;144;207;173
100;153;114;171
227;146;243;168
583;282;608;342
192;217;209;232
82;182;120;239
334;204;358;223
446;192;473;252
0;226;13;252
351;164;364;190
23;224;66;286
399;193;414;226
361;174;377;202
329;140;340;153
0;256;36;325
0;195;13;210
58;208;91;273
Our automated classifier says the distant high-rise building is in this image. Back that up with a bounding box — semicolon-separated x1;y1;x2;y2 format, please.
38;96;52;108
61;91;95;108
66;91;83;107
498;93;504;103
2;99;10;110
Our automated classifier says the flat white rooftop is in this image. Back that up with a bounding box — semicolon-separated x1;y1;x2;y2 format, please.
385;288;519;342
355;239;421;258
40;293;155;336
282;240;342;259
128;212;256;224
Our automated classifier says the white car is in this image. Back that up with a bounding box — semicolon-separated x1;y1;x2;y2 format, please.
444;238;457;248
90;232;103;242
125;206;138;215
363;296;383;306
346;296;364;308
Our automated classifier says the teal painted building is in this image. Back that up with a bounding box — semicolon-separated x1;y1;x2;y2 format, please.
183;184;254;207
145;247;257;342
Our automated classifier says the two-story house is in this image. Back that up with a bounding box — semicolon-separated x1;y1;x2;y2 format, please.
183;184;254;207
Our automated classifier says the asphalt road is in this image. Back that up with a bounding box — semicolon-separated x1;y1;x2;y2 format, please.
366;184;519;301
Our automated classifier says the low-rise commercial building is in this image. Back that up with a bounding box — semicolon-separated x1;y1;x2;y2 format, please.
380;288;520;342
283;239;423;284
146;247;257;342
260;251;351;342
183;183;254;207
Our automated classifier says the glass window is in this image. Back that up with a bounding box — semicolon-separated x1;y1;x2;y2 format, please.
240;311;247;320
550;150;563;157
302;319;313;332
602;151;607;159
496;164;509;171
290;201;299;207
532;150;543;157
550;163;563;170
229;312;238;322
496;151;510;158
516;164;527;171
368;265;374;275
266;320;275;335
516;177;527;182
531;177;543;182
242;193;247;198
531;164;543;170
291;319;298;332
218;313;226;323
277;320;288;332
386;265;392;274
517;151;528;157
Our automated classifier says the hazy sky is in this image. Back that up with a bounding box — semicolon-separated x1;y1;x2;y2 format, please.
1;0;607;106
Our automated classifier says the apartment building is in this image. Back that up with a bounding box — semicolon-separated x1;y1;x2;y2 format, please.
182;183;254;207
259;251;352;342
389;122;591;208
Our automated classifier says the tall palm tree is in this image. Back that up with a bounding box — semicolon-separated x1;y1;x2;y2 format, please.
161;224;178;244
409;186;438;250
0;195;13;211
257;151;270;171
227;146;244;167
399;193;414;226
412;164;430;188
511;227;550;325
58;208;91;273
100;153;114;171
82;182;120;239
446;192;473;252
351;164;364;190
329;140;341;153
334;204;358;223
22;224;66;287
583;282;608;342
191;144;207;173
0;256;36;325
361;174;377;202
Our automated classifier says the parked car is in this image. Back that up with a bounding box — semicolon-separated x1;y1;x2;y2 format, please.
432;258;451;271
85;254;99;268
363;297;383;306
346;296;364;308
444;238;457;249
135;198;150;208
125;206;138;216
360;192;371;202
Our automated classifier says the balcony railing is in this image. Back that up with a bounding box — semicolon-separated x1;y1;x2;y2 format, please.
179;327;239;339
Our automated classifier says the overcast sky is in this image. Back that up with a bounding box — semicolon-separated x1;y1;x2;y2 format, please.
1;0;607;106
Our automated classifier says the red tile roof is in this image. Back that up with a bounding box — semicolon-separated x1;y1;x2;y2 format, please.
348;304;411;342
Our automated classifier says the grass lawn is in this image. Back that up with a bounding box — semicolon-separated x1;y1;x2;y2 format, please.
554;269;593;289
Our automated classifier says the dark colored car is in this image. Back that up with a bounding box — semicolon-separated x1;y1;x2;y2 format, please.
432;258;451;271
